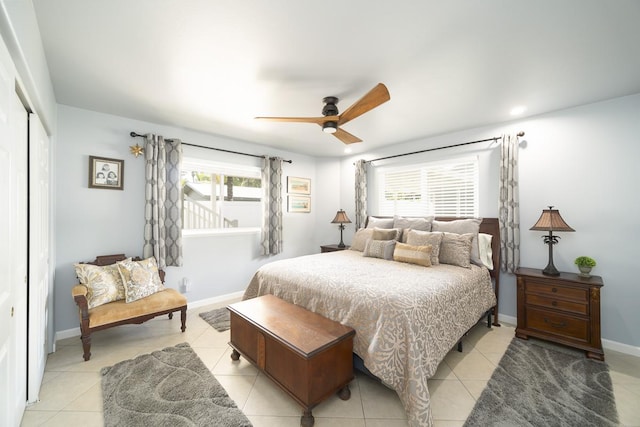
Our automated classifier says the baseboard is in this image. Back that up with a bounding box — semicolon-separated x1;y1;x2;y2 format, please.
54;290;245;344
497;313;517;327
185;290;245;310
602;338;640;357
55;326;81;341
498;312;640;357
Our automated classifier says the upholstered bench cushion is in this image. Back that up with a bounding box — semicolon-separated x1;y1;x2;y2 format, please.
84;288;187;328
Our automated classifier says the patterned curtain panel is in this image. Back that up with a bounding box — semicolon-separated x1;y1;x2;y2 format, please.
260;156;283;255
498;133;520;273
143;135;183;268
354;159;368;229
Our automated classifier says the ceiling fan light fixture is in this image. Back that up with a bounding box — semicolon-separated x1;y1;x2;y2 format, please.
323;121;338;134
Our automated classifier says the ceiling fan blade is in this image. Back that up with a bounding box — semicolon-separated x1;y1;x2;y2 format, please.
333;128;362;144
255;115;339;125
338;83;390;126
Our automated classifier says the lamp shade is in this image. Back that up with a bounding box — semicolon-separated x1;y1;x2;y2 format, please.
530;206;575;232
331;209;351;224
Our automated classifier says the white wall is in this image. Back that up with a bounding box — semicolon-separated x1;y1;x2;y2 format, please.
54;105;320;333
329;94;640;349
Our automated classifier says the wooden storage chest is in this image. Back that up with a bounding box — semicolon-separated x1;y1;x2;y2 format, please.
227;294;355;426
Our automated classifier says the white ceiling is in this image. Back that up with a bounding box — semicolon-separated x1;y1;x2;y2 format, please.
33;0;640;157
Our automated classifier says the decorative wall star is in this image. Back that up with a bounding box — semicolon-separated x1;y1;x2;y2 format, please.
129;144;144;157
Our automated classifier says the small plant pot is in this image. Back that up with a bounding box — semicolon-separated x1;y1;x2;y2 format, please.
578;266;592;277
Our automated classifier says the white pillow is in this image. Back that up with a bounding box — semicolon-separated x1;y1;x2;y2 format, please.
363;239;396;260
478;233;493;270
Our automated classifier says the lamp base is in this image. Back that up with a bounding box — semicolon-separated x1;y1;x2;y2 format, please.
542;265;560;276
337;224;346;248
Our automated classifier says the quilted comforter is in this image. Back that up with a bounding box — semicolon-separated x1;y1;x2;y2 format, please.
243;250;496;427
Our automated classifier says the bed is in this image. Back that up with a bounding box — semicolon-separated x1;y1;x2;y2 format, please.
243;217;500;427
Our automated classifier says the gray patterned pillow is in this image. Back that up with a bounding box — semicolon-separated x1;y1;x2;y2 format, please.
350;228;374;252
117;257;165;303
439;232;474;268
406;230;443;265
432;218;482;266
74;261;129;309
363;239;396;260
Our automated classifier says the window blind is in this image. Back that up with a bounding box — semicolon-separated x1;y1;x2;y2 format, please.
377;158;478;217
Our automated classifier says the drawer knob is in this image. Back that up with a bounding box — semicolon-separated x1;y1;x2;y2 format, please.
544;318;567;329
552;288;558;293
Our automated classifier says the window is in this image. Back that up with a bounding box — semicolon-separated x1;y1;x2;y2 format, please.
181;159;262;231
376;157;478;217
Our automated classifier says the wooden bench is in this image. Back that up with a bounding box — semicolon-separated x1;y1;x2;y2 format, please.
227;295;355;427
72;254;187;361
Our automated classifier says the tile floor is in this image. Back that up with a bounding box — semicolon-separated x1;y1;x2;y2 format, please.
20;301;640;427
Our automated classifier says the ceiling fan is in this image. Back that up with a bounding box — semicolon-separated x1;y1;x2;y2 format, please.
255;83;390;144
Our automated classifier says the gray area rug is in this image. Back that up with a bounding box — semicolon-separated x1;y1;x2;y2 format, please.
463;338;618;427
101;343;251;427
199;307;230;332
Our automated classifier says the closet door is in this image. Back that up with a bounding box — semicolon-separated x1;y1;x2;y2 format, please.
0;37;28;427
28;114;50;403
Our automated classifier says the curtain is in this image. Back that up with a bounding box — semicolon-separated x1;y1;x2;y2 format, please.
498;133;520;273
354;159;368;229
143;134;183;268
261;156;283;255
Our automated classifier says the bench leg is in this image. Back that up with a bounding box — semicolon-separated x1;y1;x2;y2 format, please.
180;307;187;332
168;312;173;319
81;333;92;361
300;409;314;427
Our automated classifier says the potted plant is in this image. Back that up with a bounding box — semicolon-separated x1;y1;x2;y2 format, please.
574;256;596;277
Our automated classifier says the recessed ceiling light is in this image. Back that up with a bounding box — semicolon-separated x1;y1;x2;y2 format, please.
510;106;526;116
344;147;352;154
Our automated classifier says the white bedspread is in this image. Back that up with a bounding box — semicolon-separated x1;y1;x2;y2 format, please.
243;250;496;427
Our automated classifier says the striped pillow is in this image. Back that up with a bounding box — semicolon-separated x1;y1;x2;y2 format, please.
393;242;433;267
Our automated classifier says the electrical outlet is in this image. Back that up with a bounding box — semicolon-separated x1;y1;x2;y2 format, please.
182;277;191;293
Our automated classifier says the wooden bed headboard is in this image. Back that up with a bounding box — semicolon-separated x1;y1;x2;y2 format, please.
364;216;501;325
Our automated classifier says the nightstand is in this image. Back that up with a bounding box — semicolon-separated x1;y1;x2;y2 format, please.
515;267;604;360
320;244;349;253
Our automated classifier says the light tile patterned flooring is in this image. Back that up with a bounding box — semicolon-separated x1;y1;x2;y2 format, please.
21;301;640;427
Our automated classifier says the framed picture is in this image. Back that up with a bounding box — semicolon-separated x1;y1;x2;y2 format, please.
287;176;311;195
288;195;311;213
89;156;124;190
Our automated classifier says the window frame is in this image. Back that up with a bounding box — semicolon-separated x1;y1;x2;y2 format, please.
181;157;262;236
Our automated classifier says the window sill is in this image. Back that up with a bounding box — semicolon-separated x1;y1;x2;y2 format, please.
183;227;261;238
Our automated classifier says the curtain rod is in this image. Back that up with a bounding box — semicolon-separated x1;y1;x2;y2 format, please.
129;132;293;164
365;131;525;163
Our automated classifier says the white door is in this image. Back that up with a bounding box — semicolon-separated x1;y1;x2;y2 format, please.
28;114;50;403
0;36;28;427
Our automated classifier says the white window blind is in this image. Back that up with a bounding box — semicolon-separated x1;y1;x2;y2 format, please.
377;158;479;217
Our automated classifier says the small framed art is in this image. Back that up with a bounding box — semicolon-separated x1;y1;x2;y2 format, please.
287;176;311;195
288;195;311;213
89;156;124;190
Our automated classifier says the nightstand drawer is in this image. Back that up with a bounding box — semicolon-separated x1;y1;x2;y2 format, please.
526;307;589;342
526;281;588;302
525;294;588;315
